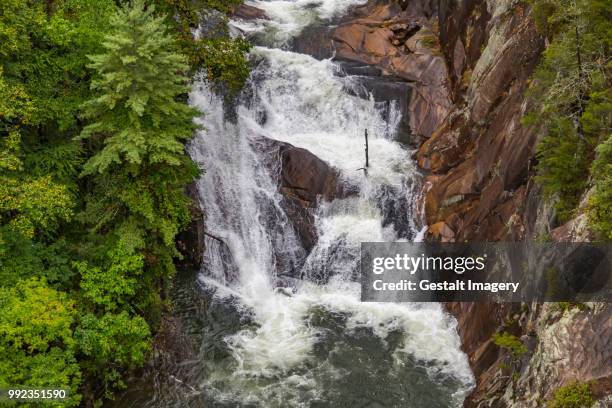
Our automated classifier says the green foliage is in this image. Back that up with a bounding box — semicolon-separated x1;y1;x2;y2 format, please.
553;302;589;313
24;141;84;184
201;0;243;13
76;248;143;312
79;1;197;175
0;68;34;132
0;0;249;403
0;0;116;131
156;0;243;19
492;332;528;358
547;382;594;408
78;0;200;214
530;1;562;40
0;175;74;239
77;0;200;308
153;0;251;93
0;132;74;239
0;279;75;352
528;0;611;231
75;311;150;397
0;279;81;406
0;232;75;288
69;0;202;398
76;312;150;368
535;118;591;222
198;37;252;93
588;131;612;240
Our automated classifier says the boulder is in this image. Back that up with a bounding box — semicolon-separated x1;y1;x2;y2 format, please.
231;4;267;20
278;143;340;205
331;9;452;140
252;136;357;251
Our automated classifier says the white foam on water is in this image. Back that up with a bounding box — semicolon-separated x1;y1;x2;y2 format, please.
188;3;474;404
233;0;368;42
243;47;411;189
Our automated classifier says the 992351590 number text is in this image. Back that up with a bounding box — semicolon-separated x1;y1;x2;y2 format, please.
0;388;68;401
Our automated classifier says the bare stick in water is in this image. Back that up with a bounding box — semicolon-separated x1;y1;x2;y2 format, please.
356;129;370;175
365;128;369;168
203;230;226;243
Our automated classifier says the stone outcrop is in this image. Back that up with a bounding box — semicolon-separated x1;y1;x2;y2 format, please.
231;3;268;21
415;1;610;406
419;0;543;243
331;1;452;142
253;136;356;251
278;141;351;251
277;142;343;206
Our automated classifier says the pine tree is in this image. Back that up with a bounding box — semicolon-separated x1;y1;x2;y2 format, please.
528;0;611;230
74;0;200;398
76;0;200;363
78;0;199;258
79;0;198;176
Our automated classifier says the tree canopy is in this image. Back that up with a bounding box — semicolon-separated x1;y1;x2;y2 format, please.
0;0;250;404
527;0;611;237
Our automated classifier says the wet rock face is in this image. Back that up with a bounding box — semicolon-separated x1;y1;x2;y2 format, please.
176;183;206;269
231;4;268;20
253;136;357;251
424;1;546;405
331;2;452;141
420;1;544;242
424;2;612;406
292;24;335;60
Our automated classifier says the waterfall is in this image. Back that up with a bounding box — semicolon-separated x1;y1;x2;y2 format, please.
182;1;474;406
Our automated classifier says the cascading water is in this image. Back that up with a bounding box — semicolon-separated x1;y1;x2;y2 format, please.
148;1;474;406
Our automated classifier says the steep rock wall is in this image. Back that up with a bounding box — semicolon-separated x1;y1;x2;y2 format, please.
431;2;610;406
425;1;610;406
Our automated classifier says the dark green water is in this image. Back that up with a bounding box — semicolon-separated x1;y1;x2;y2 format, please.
110;269;472;408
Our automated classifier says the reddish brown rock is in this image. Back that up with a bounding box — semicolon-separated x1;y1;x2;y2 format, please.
427;221;455;242
420;2;544;242
279;143;357;250
417;113;472;173
232;4;267;20
278;143;343;206
331;4;452;140
254;136;356;251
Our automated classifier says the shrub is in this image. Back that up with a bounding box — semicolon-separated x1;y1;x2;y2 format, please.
492;332;528;358
547;382;593;408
